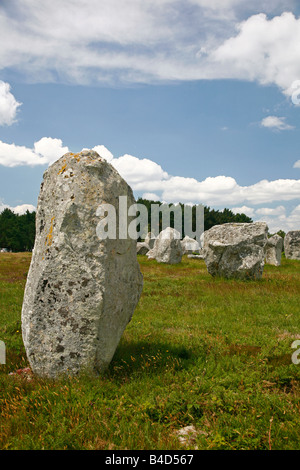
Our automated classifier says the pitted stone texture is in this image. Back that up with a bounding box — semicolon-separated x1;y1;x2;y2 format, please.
284;231;300;260
203;222;268;280
265;234;283;266
147;227;183;264
21;150;143;378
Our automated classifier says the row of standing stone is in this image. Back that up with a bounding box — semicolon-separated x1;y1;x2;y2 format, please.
137;225;300;279
20;150;299;379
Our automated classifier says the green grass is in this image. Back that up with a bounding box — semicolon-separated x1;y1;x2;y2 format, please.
0;252;299;450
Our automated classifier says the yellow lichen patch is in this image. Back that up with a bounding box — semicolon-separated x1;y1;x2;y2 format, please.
72;153;81;162
45;216;55;247
58;162;67;175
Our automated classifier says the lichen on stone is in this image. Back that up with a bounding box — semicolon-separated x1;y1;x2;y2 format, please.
45;216;55;247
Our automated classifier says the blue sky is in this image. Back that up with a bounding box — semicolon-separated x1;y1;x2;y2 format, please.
1;0;300;232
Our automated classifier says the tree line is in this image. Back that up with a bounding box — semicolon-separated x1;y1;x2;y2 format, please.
0;200;254;252
136;198;253;236
0;209;36;252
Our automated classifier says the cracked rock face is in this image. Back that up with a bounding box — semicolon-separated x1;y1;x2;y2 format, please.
284;231;300;260
265;234;283;266
203;222;268;280
147;227;183;264
21;150;143;378
136;242;150;255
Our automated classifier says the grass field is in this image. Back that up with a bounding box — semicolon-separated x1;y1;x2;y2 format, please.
0;252;299;450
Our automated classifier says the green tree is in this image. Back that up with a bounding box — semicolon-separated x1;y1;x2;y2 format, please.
136;198;253;236
0;209;36;252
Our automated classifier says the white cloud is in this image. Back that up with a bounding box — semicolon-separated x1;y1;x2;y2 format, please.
212;12;300;95
284;204;300;230
293;160;300;169
111;154;169;186
231;206;255;217
33;137;69;165
0;137;69;167
233;203;300;232
0;141;42;167
254;205;300;233
0;202;36;215
261;116;294;131
112;152;300;230
238;179;300;204
255;205;286;216
102;149;300;207
0;81;22;126
232;204;300;232
12;204;36;215
0;3;299;93
92;145;114;162
0;139;300;230
141;192;161;202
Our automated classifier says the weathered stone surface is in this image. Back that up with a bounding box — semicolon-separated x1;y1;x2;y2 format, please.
21;150;143;378
181;236;200;254
137;242;150;255
147;227;183;264
265;234;283;266
284;231;300;260
144;232;156;249
203;222;268;280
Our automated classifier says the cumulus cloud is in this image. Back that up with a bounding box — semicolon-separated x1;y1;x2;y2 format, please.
231;204;300;232
0;202;36;215
0;2;299;93
33;137;69;164
261;116;294;131
0;140;299;231
255;205;286;216
12;204;36;215
92;145;114;162
255;205;300;233
141;192;161;202
112;150;300;230
212;12;300;95
1;140;300;208
0;81;22;126
111;154;169;187
0;137;69;167
90;146;300;209
231;206;255;217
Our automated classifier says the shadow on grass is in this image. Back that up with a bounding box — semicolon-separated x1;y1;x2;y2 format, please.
106;338;198;380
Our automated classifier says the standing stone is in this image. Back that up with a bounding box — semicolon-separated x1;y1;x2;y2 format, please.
284;231;300;260
203;222;268;280
265;234;283;266
181;236;200;254
137;242;150;255
21;150;143;378
144;232;156;249
147;227;183;264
